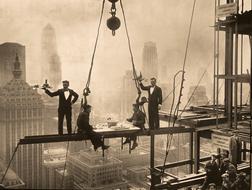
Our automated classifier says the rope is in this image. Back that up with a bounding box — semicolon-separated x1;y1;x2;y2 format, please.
173;0;197;120
207;81;224;105
61;125;78;189
119;0;139;89
161;71;183;175
161;0;197;176
1;143;20;184
162;81;180;103
179;61;212;117
85;0;106;90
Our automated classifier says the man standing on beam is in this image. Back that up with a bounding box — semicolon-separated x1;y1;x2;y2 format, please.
43;80;79;135
139;77;162;130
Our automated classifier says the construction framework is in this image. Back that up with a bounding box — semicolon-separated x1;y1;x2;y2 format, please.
4;0;251;189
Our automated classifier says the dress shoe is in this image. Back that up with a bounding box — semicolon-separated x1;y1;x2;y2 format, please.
102;145;110;150
131;142;138;150
123;139;130;145
94;146;98;151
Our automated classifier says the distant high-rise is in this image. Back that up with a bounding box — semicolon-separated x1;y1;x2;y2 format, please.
41;24;62;88
42;147;68;189
120;70;137;119
188;85;209;106
0;42;25;86
0;55;44;189
142;41;158;79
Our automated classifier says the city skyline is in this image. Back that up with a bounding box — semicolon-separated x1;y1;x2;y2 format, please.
0;1;251;189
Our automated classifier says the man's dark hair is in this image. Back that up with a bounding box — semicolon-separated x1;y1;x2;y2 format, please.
150;77;156;81
132;103;139;109
62;80;69;84
83;104;91;111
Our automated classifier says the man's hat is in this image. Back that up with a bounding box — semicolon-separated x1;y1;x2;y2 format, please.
223;158;230;163
132;103;139;108
211;153;218;158
221;173;229;178
139;97;148;106
83;104;91;109
237;172;246;179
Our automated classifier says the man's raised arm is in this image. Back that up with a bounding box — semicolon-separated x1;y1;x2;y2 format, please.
45;89;60;97
139;82;149;91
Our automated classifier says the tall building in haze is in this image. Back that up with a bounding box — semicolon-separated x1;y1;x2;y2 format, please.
41;24;62;88
142;41;158;80
120;70;137;119
0;42;25;87
0;55;44;189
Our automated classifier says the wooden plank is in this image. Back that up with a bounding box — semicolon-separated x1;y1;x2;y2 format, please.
216;2;237;18
159;111;228;127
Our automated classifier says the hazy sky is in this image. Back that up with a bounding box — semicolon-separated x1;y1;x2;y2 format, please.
0;0;251;101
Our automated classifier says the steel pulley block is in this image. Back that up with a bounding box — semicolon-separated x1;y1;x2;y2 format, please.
108;0;119;3
107;16;121;35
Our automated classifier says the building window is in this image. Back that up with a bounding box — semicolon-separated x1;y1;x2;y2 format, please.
33;109;37;117
11;110;15;119
28;109;32;117
6;110;10;120
23;110;27;118
17;110;21;119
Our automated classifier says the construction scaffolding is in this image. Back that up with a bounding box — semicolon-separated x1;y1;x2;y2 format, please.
1;1;251;189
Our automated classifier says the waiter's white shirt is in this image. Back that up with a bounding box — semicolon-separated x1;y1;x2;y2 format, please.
150;86;155;94
64;90;70;99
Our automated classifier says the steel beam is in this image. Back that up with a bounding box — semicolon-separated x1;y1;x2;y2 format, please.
194;131;200;174
155;156;211;170
19;127;194;145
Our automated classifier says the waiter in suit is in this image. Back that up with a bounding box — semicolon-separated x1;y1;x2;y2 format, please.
139;77;162;129
44;80;79;135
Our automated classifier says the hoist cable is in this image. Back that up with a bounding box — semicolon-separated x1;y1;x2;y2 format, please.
162;81;180;103
179;61;212;117
61;125;78;189
85;0;106;89
119;0;139;89
161;0;197;175
1;143;20;184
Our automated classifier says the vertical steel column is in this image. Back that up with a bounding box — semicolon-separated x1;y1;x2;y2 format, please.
243;142;247;161
150;134;155;169
250;36;252;148
150;134;156;189
213;0;217;110
224;0;234;128
216;0;220;127
193;131;200;174
240;0;244;111
234;0;239;129
189;132;194;174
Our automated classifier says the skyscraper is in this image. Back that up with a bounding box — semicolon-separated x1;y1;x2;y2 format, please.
0;55;44;189
42;147;67;189
41;24;62;88
120;70;138;119
0;42;25;87
142;41;158;80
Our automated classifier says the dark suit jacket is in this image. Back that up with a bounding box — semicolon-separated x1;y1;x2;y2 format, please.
45;89;79;111
77;111;92;131
139;83;162;111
